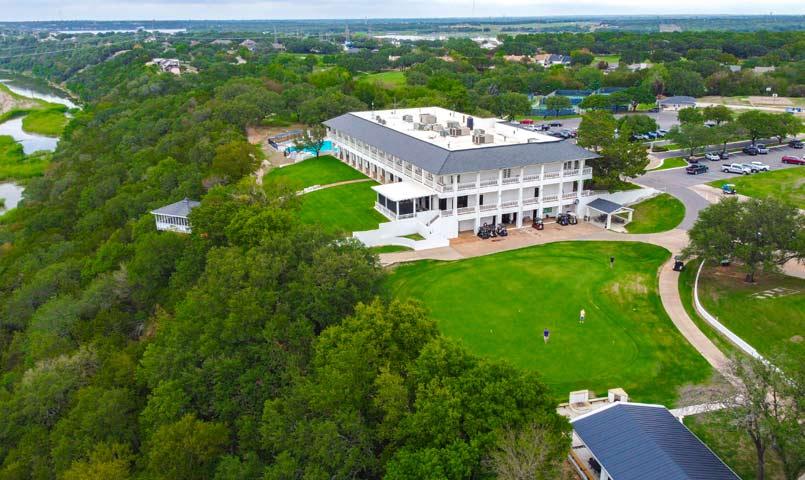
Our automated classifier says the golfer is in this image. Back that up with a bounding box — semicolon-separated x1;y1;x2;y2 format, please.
543;328;550;343
579;309;586;324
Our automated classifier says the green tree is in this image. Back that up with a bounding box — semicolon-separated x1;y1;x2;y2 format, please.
578;94;612;111
702;104;734;125
666;69;706;97
738;110;777;145
768;113;803;144
570;50;594;66
62;443;134;480
684;198;805;283
667;123;716;158
293;125;328;157
488;422;570;480
677;107;704;125
618;114;659;137
146;415;229;480
577;110;616;152
545;95;572;117
596;136;650;185
211;140;262;182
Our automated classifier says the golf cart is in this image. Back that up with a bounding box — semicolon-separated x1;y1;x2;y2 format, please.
673;256;685;272
532;218;544;230
721;184;737;195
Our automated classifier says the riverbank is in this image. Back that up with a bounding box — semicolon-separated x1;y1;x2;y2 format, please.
0;83;69;136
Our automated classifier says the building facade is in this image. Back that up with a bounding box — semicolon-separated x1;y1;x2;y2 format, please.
324;107;598;239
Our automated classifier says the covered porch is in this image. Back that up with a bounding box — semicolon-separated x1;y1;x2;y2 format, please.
585;198;633;231
372;181;435;221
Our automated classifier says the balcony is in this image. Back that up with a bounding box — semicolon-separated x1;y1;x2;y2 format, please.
583;167;593;175
502;176;521;185
480;179;499;188
457;182;477;191
562;192;579;200
479;204;497;212
544;171;561;180
522;197;539;206
457;206;477;215
501;200;519;208
440;210;454;217
523;174;541;182
543;194;559;203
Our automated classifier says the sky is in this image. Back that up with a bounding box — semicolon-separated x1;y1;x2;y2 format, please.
1;0;804;21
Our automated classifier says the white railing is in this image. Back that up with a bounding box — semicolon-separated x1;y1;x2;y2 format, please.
544;171;561;180
581;189;593;197
440;210;454;217
398;213;415;220
375;203;396;219
583;167;593;175
502;176;521;185
436;183;454;193
501;200;519;208
523;174;541;182
543;194;559;202
563;169;580;177
562;192;578;200
457;206;477;215
480;179;499;187
479;204;497;212
523;197;539;205
457;182;477;191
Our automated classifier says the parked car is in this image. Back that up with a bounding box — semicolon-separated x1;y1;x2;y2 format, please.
719;151;730;160
782;155;805;165
741;163;761;173
722;163;752;174
788;140;804;149
742;146;759;156
538;124;551;131
704;152;721;161
686;164;709;175
687;156;700;164
646;131;659;139
549;121;562;127
558;129;573;139
755;144;769;154
749;161;770;172
656;129;668;137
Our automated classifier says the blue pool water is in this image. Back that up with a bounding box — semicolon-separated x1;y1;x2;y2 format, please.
286;140;336;154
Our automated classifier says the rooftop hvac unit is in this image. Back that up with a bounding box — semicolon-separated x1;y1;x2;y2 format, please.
446;120;460;129
402;114;414;122
449;127;471;137
474;128;485;135
413;122;425;130
419;113;437;124
527;138;540;143
431;124;444;132
439;130;449;137
472;133;494;145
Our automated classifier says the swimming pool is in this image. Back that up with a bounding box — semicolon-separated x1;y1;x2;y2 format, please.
285;140;336;154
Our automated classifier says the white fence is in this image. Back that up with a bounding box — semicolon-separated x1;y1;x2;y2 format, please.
353;212;451;251
693;261;765;361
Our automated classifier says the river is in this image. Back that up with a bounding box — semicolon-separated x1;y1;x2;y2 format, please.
0;74;77;154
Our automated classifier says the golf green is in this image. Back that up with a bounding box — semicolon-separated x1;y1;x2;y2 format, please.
387;241;712;404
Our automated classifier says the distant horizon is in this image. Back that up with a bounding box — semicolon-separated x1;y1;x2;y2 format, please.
2;0;804;23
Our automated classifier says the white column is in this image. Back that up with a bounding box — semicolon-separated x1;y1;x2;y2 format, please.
606;214;612;230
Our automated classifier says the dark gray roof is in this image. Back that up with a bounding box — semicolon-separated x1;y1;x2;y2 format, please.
151;198;200;217
323;113;598;175
659;96;696;105
587;198;629;214
572;403;739;480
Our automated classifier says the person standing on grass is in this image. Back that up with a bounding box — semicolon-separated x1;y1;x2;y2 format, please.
579;309;586;324
610;256;615;269
543;328;550;343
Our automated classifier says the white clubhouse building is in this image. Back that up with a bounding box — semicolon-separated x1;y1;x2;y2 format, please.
324;107;598;242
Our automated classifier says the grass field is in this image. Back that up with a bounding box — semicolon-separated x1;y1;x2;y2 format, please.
387;241;712;404
370;245;412;254
696;262;805;358
21;109;69;136
593;54;620;64
649;157;688;171
299;181;385;235
625;193;685;233
707;168;804;209
685;411;784;480
265;155;367;189
357;71;406;88
0;135;51;180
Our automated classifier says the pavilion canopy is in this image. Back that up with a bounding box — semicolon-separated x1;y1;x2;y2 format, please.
372;181;433;202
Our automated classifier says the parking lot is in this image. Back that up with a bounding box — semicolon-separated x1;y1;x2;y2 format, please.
635;145;803;229
535;110;680;132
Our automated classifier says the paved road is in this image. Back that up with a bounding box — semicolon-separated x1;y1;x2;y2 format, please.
540;110;679;132
635;146;803;229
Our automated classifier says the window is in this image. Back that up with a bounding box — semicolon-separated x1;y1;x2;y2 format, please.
457;196;468;208
563;161;573;170
503;168;512;179
439;198;447;211
479;194;484;206
534;187;540;197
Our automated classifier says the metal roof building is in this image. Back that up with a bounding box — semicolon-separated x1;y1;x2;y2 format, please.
151;198;200;234
323;112;598;176
571;403;739;480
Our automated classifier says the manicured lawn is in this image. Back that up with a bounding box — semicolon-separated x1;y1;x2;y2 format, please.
21;109;68;136
266;155;367;189
403;233;424;241
707;168;804;209
649;157;688;171
298;181;386;235
696;262;805;358
370;245;412;254
625;193;685;233
593;54;620;64
0;136;50;180
387;241;712;404
685;411;784;480
358;71;406;88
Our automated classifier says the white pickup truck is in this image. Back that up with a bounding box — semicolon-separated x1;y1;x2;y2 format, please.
722;163;752;174
748;161;770;172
